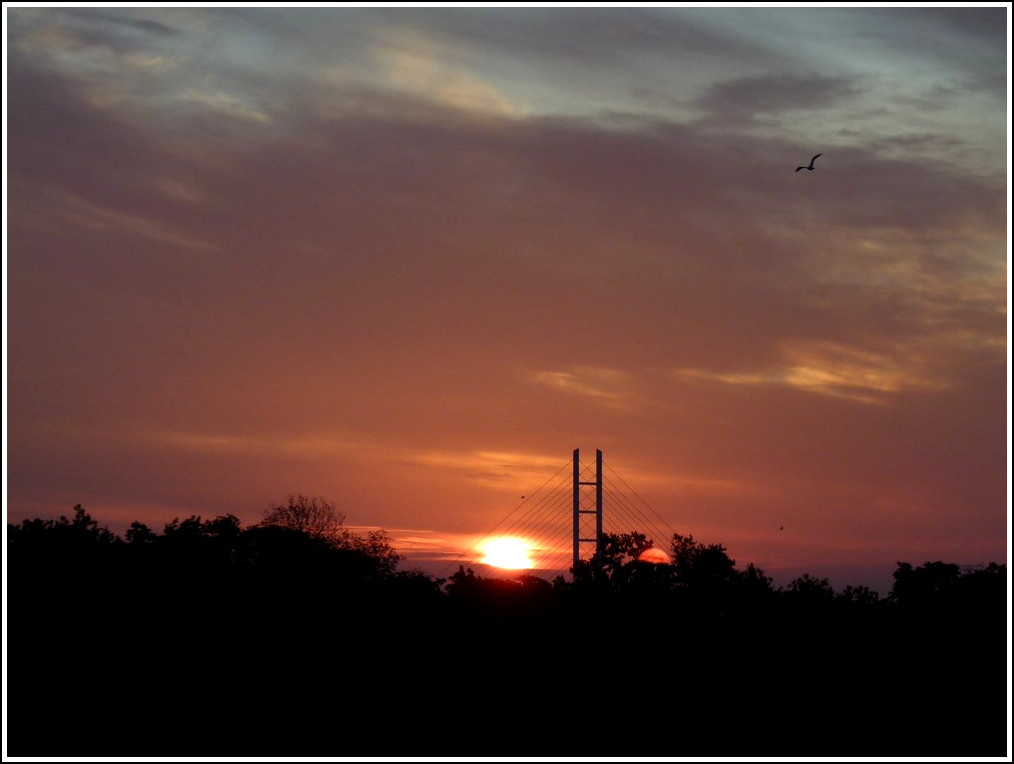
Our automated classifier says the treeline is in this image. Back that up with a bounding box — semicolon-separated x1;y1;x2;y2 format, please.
7;498;1004;618
6;497;1008;758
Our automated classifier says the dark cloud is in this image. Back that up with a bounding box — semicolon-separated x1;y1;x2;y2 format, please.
334;6;734;63
62;8;181;37
873;7;1008;54
694;73;862;125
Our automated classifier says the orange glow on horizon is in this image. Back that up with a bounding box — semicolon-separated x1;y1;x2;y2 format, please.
481;537;534;569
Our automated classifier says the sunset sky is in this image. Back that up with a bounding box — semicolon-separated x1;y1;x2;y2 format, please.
5;4;1009;594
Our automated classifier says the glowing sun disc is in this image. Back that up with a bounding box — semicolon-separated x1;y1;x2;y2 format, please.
482;537;534;569
639;548;670;564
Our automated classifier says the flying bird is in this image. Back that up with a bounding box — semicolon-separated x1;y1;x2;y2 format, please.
796;153;822;172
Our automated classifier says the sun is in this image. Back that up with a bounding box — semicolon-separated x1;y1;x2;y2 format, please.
481;537;534;569
638;548;670;564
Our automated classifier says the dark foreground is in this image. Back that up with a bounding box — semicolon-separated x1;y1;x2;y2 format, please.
7;509;1007;757
10;589;1005;757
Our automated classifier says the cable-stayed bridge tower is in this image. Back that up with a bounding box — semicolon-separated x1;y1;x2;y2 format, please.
573;448;602;568
439;448;675;580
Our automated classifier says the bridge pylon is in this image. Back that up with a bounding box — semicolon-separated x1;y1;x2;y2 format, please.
572;448;603;569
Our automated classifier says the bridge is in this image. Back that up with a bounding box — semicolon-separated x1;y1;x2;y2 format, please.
439;448;676;579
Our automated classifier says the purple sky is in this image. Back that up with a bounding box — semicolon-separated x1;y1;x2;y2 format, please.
5;5;1009;595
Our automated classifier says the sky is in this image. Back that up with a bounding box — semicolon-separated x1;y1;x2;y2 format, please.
4;3;1010;595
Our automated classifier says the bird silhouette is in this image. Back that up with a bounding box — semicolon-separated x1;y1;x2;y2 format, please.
796;153;822;172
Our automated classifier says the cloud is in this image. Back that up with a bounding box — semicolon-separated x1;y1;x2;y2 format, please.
145;430;365;457
402;450;571;487
695;73;861;125
674;337;958;404
9;9;185;99
529;367;635;409
179;88;272;124
53;192;220;252
62;8;183;38
370;25;525;118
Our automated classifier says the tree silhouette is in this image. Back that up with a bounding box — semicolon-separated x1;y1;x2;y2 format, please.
954;561;1006;620
889;560;962;609
670;532;737;586
125;520;158;545
8;503;118;552
786;572;836;603
569;530;665;594
339;527;402;578
666;532;774;616
836;584;881;607
260;493;349;544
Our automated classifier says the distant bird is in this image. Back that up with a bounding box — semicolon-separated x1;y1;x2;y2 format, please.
796;153;822;172
779;526;784;531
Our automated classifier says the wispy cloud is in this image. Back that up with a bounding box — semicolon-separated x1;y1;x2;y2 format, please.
147;430;365;457
403;449;570;486
179;88;272;124
61;8;183;38
371;25;525;118
529;367;636;409
675;339;951;404
54;192;220;253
